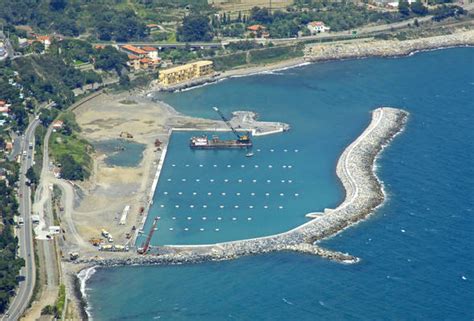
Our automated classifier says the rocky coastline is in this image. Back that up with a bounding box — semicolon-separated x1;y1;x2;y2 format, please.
75;107;408;268
305;30;473;62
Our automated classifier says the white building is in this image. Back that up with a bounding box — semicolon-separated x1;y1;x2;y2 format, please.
307;21;330;34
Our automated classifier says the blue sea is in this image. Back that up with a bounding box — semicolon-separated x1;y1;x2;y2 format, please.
85;48;474;320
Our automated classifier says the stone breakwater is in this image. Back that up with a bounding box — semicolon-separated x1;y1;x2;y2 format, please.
76;107;408;268
305;30;474;62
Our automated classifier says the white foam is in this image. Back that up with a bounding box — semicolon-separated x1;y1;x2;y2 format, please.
181;179;186;182
184;228;189;231
284;149;288;152
200;228;204;231
280;193;284;196
215;228;220;232
210;179;214;183
185;164;190;167
295;193;299;197
270;149;274;152
254;165;259;168
178;192;183;195
77;266;97;320
160;204;164;208
208;192;212;195
279;206;284;209
268;165;273;168
220;205;224;208
257;149;261;152
235;205;239;209
221;192;226;196
202;217;207;220
196;179;200;182
294;149;299;152
227;165;231;168
193;192;197;195
252;179;257;183
175;205;180;208
264;205;268;209
251;192;255;196
203;205;208;208
190;205;194;208
224;179;229;182
241;165;245;168
187;217;192;220
163;192;168;195
172;164;176;167
232;217;237;221
169;228;173;231
249;205;254;209
247;217;252;221
281;180;285;183
238;179;243;183
199;164;203;167
217;217;222;220
167;179;171;182
172;217;176;220
288;165;292;169
265;193;270;196
213;164;217;167
236;192;241;196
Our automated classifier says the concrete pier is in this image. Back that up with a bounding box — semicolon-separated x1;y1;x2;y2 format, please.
77;107;408;267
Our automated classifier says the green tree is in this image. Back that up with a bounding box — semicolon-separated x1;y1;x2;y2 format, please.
411;0;428;15
399;0;411;15
26;167;38;186
59;154;85;180
177;14;213;42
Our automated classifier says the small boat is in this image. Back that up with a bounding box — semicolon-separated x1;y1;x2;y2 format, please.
246;152;254;157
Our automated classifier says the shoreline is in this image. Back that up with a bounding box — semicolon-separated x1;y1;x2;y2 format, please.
72;107;407;318
75;107;408;269
151;30;473;93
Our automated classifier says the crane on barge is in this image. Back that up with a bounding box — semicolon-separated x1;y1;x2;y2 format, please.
189;107;252;149
137;217;159;254
212;107;251;145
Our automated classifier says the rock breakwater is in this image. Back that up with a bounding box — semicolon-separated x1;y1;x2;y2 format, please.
305;30;474;62
76;107;408;267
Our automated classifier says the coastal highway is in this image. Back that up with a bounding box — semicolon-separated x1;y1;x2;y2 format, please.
2;118;40;321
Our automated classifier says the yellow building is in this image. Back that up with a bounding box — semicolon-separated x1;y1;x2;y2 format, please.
158;61;214;87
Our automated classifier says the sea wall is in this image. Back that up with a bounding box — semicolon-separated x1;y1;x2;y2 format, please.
77;107;408;267
305;30;474;62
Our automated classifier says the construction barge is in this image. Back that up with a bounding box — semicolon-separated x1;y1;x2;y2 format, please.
190;135;252;149
189;107;253;150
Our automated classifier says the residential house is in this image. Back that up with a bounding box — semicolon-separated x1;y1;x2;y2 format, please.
36;35;52;50
246;25;269;38
142;47;160;60
121;45;147;58
307;21;330;34
146;24;161;31
52;120;64;130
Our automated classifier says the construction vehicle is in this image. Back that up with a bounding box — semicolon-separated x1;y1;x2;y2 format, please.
137;217;159;254
189;107;252;149
89;238;102;246
119;131;133;139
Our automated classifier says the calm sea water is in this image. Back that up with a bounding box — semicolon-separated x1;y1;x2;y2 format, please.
86;48;474;320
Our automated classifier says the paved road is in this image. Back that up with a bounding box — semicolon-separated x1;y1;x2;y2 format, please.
2;119;41;321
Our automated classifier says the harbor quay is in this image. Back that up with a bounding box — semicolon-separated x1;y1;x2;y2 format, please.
76;107;408;267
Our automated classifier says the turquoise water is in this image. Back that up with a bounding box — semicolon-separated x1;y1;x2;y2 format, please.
87;48;474;320
93;139;145;167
